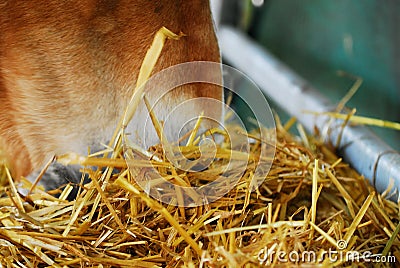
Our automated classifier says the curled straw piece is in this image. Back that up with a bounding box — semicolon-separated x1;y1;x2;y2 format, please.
122;27;183;130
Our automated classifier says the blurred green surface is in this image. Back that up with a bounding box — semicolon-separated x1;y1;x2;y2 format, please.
249;0;400;150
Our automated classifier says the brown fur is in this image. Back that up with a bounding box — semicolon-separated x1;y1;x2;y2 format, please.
0;0;221;179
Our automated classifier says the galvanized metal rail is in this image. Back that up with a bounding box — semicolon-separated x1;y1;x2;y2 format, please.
218;26;400;201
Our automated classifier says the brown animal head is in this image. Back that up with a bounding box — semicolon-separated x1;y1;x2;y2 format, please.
0;0;222;180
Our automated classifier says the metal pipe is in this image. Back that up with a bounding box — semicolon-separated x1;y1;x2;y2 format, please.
210;0;223;28
218;26;400;201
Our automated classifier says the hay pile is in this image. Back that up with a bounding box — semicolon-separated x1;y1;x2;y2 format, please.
1;116;399;267
1;27;399;267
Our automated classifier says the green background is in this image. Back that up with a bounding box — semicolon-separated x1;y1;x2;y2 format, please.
242;0;400;150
